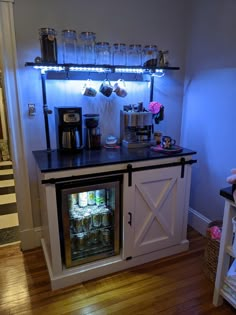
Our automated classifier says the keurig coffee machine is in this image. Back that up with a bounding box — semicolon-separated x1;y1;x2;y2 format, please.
55;107;83;151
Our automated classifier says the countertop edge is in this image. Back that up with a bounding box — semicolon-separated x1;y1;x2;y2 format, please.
33;148;197;173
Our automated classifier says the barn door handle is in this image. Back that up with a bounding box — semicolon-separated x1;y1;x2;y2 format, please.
127;163;132;186
128;212;132;226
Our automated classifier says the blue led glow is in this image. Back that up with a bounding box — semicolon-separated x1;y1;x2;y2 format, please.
153;69;165;77
115;68;144;73
32;65;165;76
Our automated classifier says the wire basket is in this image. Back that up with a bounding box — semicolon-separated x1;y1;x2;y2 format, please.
203;220;222;282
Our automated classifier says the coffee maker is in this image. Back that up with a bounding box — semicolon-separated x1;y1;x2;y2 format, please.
83;114;101;150
120;106;155;148
55;107;83;151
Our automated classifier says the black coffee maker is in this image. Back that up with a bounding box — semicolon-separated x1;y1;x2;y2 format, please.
83;114;101;149
55;107;83;151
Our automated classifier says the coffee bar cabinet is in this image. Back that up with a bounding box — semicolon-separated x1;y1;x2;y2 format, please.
34;149;196;290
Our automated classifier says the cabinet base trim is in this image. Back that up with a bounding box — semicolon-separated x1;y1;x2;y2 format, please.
42;238;189;290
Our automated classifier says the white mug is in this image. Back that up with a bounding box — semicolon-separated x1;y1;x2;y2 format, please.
82;79;97;97
113;79;128;98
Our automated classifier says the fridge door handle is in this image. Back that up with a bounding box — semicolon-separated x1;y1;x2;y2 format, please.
128;212;132;226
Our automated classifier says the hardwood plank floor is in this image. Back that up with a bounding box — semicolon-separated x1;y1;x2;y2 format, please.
0;227;235;315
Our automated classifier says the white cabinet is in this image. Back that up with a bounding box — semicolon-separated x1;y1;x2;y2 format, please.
36;154;195;290
213;189;236;308
123;163;192;259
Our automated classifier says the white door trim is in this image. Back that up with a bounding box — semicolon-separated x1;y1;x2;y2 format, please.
0;0;35;250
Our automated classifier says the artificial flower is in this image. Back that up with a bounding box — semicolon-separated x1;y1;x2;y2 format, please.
148;101;164;124
148;101;163;114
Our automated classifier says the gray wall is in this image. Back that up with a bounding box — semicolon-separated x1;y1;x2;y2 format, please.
13;0;188;227
182;0;236;220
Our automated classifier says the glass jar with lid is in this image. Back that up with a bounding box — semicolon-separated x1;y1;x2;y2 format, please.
127;44;142;66
142;45;159;67
95;42;111;65
39;28;57;63
112;43;127;66
79;31;96;64
61;29;77;64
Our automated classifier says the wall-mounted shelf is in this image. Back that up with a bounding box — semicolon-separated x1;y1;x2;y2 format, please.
25;62;180;75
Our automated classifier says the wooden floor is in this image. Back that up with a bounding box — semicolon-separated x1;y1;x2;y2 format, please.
0;227;235;315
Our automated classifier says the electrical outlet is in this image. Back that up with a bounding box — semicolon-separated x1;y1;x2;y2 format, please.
28;103;36;116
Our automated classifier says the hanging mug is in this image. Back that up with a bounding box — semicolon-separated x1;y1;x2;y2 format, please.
99;79;113;97
81;79;97;97
113;79;128;97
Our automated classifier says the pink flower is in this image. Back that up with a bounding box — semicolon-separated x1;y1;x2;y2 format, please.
148;101;163;114
208;226;222;240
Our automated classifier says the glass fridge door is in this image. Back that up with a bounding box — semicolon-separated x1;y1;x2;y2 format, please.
56;175;122;268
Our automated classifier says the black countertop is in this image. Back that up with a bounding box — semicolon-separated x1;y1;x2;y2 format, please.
33;147;197;173
220;186;235;202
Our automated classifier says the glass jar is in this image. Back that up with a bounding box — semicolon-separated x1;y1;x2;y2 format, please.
127;44;142;66
95;42;111;65
142;45;158;67
112;43;127;66
61;29;77;64
39;28;57;63
79;32;96;64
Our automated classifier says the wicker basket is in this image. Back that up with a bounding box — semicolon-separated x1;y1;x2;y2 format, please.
203;220;222;282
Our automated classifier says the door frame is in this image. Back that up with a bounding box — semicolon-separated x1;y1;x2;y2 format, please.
0;0;36;250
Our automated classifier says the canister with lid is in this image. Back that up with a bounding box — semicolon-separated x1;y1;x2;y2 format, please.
142;45;158;67
95;42;111;65
39;28;58;63
112;43;127;66
127;44;142;66
61;29;77;64
79;31;96;64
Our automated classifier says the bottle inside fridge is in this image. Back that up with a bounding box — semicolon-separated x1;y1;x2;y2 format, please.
56;175;122;268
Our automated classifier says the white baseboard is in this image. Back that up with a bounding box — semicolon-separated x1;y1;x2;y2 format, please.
188;207;211;236
19;227;42;250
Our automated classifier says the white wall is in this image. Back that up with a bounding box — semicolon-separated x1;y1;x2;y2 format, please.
181;0;236;220
13;0;188;229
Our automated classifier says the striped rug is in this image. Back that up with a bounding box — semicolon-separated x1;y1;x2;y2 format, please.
0;161;19;245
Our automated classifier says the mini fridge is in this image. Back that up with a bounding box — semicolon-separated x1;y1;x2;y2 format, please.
56;175;122;268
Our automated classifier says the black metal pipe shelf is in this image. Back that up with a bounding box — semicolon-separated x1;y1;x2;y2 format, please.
25;62;180;74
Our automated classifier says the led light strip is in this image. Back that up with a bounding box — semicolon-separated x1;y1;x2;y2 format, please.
33;65;165;76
